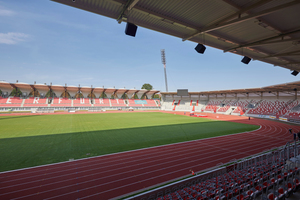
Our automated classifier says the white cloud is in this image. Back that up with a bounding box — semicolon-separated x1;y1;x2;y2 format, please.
0;32;29;44
0;7;15;16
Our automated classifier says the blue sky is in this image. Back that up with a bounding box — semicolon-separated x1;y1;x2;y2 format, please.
0;0;299;92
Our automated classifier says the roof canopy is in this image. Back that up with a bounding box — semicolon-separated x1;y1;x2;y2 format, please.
161;81;300;96
52;0;300;71
0;81;159;98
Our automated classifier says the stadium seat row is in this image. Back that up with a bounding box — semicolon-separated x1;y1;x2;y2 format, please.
0;97;160;107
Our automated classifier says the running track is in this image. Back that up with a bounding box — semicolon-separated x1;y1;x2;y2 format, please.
0;112;299;200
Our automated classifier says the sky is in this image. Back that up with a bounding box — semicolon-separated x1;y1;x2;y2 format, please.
0;0;299;92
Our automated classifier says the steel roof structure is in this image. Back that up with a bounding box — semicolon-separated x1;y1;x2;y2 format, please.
160;80;300;97
0;81;159;98
52;0;300;72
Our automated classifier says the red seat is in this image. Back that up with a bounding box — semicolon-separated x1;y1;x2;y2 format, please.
236;194;244;200
267;193;274;200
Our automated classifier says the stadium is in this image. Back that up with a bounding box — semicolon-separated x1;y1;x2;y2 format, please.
1;0;300;200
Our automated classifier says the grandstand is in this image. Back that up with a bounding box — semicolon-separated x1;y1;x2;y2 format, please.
0;81;161;111
73;98;92;107
3;82;300;199
51;97;72;107
3;79;296;119
110;99;127;107
160;81;300;124
93;98;111;107
23;97;49;107
0;97;23;107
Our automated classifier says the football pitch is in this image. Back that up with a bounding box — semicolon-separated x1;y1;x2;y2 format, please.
0;112;259;172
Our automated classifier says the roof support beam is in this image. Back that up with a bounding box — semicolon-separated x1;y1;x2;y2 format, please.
243;37;300;47
117;0;140;23
182;0;300;41
286;62;300;66
218;0;273;24
263;50;300;58
114;0;199;30
225;28;300;51
127;0;139;11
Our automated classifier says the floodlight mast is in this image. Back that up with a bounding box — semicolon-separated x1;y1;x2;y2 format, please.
161;49;168;92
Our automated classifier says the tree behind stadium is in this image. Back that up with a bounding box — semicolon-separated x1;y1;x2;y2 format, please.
141;83;153;91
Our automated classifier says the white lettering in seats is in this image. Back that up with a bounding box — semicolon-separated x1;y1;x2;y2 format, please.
6;97;12;104
33;97;39;104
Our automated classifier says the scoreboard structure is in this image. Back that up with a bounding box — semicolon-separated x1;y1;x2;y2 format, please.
177;89;188;96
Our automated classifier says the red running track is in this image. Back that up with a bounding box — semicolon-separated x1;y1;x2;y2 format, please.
0;112;299;200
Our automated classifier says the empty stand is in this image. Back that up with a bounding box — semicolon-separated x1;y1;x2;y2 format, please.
50;97;72;107
110;99;127;107
284;109;300;121
144;99;158;107
23;97;48;107
277;100;299;117
127;99;139;107
232;100;251;114
217;100;236;113
174;100;197;111
204;100;222;112
247;100;291;115
73;98;91;107
93;98;111;107
127;99;146;107
0;97;23;107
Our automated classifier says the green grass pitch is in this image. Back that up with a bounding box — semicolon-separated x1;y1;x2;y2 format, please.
0;112;259;172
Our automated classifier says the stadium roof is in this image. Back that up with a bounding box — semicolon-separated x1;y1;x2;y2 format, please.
51;0;300;72
0;81;159;98
160;81;300;96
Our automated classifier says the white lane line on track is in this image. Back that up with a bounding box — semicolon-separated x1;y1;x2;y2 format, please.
0;132;279;193
39;140;290;200
0;132;261;178
1;135;277;195
0;125;276;187
0;122;286;186
0;125;263;181
1;124;292;198
11;149;262;200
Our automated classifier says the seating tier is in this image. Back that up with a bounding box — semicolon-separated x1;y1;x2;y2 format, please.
93;98;110;107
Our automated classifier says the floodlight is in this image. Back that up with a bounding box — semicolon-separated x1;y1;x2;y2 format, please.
291;70;299;76
241;56;251;64
195;44;206;54
125;23;137;37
